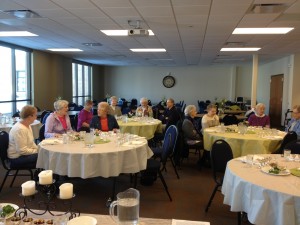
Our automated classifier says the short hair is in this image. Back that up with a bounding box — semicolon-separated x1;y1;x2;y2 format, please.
85;100;93;106
255;103;265;110
140;97;148;103
20;105;37;119
167;98;175;104
293;105;300;112
98;102;109;111
54;100;69;111
110;96;118;101
207;104;217;111
184;105;196;116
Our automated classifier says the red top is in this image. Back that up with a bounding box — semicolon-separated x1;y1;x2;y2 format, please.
100;117;109;131
58;116;67;130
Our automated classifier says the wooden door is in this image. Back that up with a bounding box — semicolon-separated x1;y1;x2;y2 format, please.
269;74;283;128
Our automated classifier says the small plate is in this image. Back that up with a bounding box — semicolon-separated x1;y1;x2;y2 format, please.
67;216;97;225
0;203;19;219
261;166;290;176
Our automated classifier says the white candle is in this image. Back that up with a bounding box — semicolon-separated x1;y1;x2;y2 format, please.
21;181;36;196
38;170;53;185
59;183;73;199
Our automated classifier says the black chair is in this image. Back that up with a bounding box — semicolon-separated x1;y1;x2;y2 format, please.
0;131;34;192
222;114;238;125
42;112;51;124
40;110;52;124
274;131;297;154
151;125;180;179
38;124;45;142
205;139;233;212
130;98;138;108
284;140;300;154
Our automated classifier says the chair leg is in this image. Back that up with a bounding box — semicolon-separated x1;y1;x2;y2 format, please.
205;184;220;212
170;158;180;179
0;172;10;192
10;170;19;187
29;169;34;180
237;212;242;225
157;171;172;201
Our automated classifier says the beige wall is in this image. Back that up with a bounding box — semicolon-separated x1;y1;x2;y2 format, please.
292;54;300;106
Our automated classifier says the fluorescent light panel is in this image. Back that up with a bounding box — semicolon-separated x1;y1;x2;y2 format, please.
233;27;294;34
221;48;261;51
0;31;38;36
130;48;166;52
47;48;83;52
101;30;154;36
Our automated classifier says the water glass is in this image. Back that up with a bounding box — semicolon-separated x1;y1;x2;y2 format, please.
246;154;254;167
284;149;291;160
84;133;94;148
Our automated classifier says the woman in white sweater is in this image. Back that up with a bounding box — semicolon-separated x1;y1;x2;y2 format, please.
8;105;38;168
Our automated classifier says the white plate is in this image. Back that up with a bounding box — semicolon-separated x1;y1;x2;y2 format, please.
67;216;97;225
0;203;19;219
261;166;290;176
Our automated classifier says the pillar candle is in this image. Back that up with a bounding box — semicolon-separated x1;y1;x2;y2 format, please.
59;183;73;199
38;170;53;185
21;181;36;196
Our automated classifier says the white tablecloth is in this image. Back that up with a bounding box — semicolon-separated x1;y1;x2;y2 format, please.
222;155;300;225
36;135;153;178
0;120;41;139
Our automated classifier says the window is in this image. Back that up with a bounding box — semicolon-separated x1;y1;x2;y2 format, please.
0;44;31;116
72;61;92;106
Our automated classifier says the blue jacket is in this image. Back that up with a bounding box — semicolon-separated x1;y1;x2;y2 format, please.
90;114;119;131
286;118;300;139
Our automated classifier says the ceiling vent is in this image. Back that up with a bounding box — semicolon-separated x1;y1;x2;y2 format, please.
249;4;288;14
2;10;41;18
82;43;102;47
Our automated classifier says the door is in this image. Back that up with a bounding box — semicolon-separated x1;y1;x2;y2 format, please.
269;74;283;128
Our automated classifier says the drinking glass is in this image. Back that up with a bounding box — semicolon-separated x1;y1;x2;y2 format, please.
284;149;291;161
84;133;94;148
246;154;254;167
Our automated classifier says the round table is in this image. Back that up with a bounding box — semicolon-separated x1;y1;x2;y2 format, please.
36;135;153;178
222;155;300;225
117;118;162;140
203;127;285;157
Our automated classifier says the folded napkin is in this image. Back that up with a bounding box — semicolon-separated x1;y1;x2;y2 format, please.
40;139;63;145
122;140;144;147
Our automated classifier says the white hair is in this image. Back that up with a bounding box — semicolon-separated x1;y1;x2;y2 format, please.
184;105;196;116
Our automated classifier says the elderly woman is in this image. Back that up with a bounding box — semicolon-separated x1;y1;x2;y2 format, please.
77;99;94;131
45;99;73;138
182;105;202;143
201;104;220;131
136;97;153;117
286;105;300;139
108;96;122;117
90;102;119;131
248;103;270;127
7;105;38;168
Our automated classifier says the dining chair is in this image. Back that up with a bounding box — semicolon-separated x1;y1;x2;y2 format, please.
284;140;300;154
0;131;34;192
205;139;233;212
222;114;238;125
38;124;45;142
151;125;180;179
274;131;297;154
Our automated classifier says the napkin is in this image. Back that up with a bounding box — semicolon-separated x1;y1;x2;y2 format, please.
290;168;300;177
40;139;63;145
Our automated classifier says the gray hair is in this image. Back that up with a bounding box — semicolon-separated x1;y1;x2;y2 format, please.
184;105;196;116
140;97;148;103
110;96;118;101
255;103;265;110
54;100;69;111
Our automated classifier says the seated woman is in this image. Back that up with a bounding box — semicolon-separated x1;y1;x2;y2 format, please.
108;96;122;117
136;97;153;117
201;104;220;131
286;105;300;139
7;105;38;168
45;99;73;138
77;99;93;132
248;103;270;127
90;102;119;131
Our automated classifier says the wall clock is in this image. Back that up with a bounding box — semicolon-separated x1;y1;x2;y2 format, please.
163;75;175;88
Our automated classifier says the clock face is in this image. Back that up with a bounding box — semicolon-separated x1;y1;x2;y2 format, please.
163;75;175;88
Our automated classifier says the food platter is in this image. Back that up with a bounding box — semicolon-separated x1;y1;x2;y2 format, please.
67;216;97;225
261;166;290;176
0;203;19;219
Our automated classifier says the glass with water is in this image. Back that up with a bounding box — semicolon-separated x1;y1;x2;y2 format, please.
109;188;140;225
84;132;94;148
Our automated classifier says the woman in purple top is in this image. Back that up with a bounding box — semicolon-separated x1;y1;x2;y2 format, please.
248;103;270;127
77;100;93;131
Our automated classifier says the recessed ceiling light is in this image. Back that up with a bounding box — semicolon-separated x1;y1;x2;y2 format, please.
100;30;154;36
47;48;83;52
0;31;38;37
130;48;166;52
233;27;294;34
221;48;261;51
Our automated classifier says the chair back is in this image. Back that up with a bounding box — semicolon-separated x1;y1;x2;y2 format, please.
40;110;52;124
39;124;45;142
0;131;9;170
210;139;233;180
222;114;238;125
284;140;300;154
278;131;297;154
161;125;178;162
